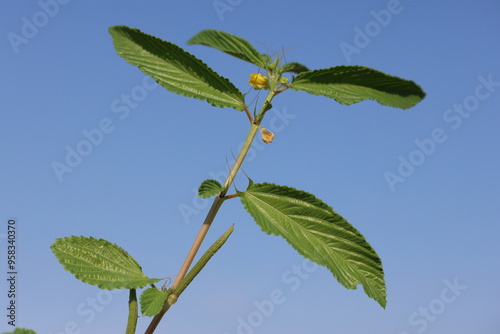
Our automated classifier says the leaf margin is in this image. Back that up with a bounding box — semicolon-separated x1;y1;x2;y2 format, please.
187;29;267;68
108;25;245;111
198;179;223;198
140;287;170;317
290;65;425;109
51;235;161;290
238;182;387;307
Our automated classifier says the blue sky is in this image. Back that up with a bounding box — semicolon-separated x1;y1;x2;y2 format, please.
1;0;499;333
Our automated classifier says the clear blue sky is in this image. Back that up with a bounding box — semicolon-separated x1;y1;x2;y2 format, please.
2;0;499;333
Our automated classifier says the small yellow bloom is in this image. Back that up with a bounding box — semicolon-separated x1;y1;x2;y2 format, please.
260;127;275;144
249;73;269;90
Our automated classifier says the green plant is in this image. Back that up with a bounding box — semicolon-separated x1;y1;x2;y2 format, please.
2;328;36;334
48;26;425;334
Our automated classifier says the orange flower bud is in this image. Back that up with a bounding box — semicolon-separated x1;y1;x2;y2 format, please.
249;73;269;90
260;127;275;143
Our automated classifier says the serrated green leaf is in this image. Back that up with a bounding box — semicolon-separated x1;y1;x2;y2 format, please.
239;183;386;307
51;236;161;290
198;179;223;198
291;65;425;109
2;329;37;334
281;62;310;74
187;29;267;68
109;26;245;110
140;288;170;317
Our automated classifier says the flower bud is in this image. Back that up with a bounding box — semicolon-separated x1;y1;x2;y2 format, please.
278;76;289;84
249;73;269;90
260;127;275;143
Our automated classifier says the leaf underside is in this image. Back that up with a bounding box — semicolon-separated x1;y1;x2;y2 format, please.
198;179;223;198
109;26;245;110
291;65;425;109
239;182;386;307
281;61;310;74
51;236;160;290
140;288;170;317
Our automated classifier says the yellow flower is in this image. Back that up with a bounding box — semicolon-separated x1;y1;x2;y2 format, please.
260;127;275;143
248;73;269;90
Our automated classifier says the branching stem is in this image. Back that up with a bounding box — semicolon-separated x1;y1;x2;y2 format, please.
144;90;276;334
243;103;253;123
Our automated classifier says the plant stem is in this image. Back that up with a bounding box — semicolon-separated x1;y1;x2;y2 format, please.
170;195;225;289
126;289;138;334
145;91;276;334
